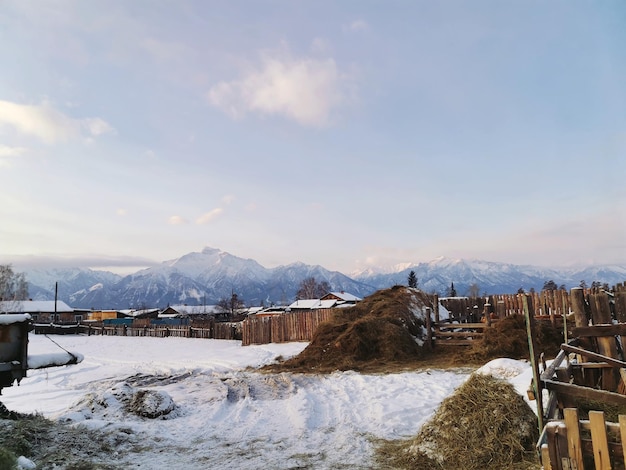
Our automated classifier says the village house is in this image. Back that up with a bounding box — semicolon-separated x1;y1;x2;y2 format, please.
321;291;362;304
160;304;220;318
0;300;77;323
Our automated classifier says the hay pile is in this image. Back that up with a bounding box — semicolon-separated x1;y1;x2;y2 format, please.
463;314;563;362
377;373;540;470
272;286;433;373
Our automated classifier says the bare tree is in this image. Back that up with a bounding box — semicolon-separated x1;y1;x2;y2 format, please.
217;292;245;319
0;264;28;301
296;277;331;300
468;283;480;298
0;264;29;314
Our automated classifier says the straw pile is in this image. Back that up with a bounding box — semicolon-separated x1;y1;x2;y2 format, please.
271;286;432;373
377;373;540;469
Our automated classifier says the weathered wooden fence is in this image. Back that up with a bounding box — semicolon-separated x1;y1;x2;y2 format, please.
242;309;335;345
433;285;626;347
74;321;241;340
541;409;626;469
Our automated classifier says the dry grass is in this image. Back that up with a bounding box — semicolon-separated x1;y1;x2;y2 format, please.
264;287;564;374
265;286;433;373
461;314;563;363
375;373;541;470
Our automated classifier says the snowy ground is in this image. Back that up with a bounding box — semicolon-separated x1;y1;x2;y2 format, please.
2;335;533;469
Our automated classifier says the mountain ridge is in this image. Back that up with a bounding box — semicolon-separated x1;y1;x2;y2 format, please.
14;247;626;310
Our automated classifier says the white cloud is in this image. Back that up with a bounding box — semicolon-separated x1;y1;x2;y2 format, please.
196;208;223;225
0;100;115;144
207;53;350;127
0;145;27;157
168;215;188;225
82;118;115;136
0;145;27;168
116;209;128;216
221;194;235;205
347;19;369;32
0;144;27;160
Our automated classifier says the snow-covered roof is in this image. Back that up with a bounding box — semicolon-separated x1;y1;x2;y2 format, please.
0;313;32;324
0;300;73;314
118;308;160;318
166;305;220;315
288;299;338;310
323;292;361;302
245;306;264;315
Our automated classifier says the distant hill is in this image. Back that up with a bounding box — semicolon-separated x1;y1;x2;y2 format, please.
17;247;626;309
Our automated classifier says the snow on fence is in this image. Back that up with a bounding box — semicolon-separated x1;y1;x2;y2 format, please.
242;309;335;346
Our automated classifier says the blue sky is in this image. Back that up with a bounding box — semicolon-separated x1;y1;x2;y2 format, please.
1;1;625;274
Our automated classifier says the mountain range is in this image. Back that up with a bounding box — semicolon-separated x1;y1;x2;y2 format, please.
17;247;626;310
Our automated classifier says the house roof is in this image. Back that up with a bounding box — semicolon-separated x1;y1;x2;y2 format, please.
287;299;338;310
118;308;160;318
322;292;361;302
0;300;73;314
166;305;220;315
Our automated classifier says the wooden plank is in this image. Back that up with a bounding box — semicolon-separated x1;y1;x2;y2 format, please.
542;347;571;380
575;363;615;369
557;423;571;470
543;380;626;407
546;421;561;470
619;369;626;395
564;408;585;470
617;415;626;470
435;322;489;330
433;339;473;346
561;344;626;369
542;443;553;470
589;411;611;470
433;331;484;338
524;293;544;432
574;324;626;337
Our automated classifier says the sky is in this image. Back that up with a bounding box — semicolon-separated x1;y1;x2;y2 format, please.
1;1;625;275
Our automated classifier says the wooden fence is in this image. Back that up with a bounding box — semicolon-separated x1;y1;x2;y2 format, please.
433;285;626;347
441;284;626;327
541;408;626;470
45;321;243;340
242;309;335;346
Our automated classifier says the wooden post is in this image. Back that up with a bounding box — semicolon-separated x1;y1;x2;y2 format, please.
564;408;584;470
591;292;619;353
496;300;505;320
620;415;626;469
425;307;432;350
589;410;611;470
524;294;544;432
433;294;440;324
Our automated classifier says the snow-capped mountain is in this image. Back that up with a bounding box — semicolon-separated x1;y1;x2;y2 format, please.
21;247;373;309
17;248;626;310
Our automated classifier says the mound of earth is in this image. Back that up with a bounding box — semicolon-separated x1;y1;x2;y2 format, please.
270;286;435;373
377;372;540;469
